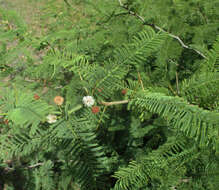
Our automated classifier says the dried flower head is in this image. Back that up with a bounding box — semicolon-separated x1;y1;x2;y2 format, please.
82;96;95;107
121;89;127;95
46;114;57;124
4;119;9;125
34;94;40;100
97;88;103;93
54;96;64;106
92;106;100;114
97;88;102;92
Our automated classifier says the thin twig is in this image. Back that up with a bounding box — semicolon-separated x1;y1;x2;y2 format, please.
168;84;177;96
137;72;145;90
78;71;89;94
175;71;180;95
101;100;129;106
26;163;44;169
117;0;206;59
97;105;107;129
118;0;123;6
3;162;44;172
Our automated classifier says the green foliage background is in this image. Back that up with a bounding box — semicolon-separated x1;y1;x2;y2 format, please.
0;0;219;189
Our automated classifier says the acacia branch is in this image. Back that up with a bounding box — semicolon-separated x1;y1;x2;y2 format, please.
101;100;129;106
117;0;206;59
26;162;44;169
3;162;44;172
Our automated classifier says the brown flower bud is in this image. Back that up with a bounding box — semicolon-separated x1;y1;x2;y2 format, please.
4;119;9;125
91;106;100;114
121;89;127;95
97;88;102;93
34;94;40;100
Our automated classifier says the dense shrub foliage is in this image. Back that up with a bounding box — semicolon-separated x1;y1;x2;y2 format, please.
0;0;219;189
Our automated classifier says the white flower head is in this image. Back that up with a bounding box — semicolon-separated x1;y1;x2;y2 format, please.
82;96;95;107
46;114;57;124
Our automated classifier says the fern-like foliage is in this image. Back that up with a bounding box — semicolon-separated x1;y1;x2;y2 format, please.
0;87;54;134
129;91;219;148
1;1;219;189
33;160;55;190
113;135;196;190
181;72;219;109
181;36;219;109
54;110;107;189
0;105;107;189
204;35;219;71
114;27;167;68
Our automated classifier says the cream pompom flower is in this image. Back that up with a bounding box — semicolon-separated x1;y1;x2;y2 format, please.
54;96;64;106
46;114;57;124
82;96;95;107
